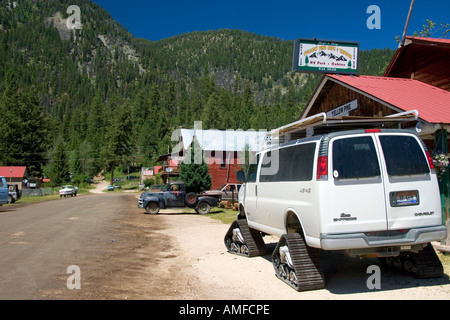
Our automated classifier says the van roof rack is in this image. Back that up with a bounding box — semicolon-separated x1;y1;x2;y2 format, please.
263;110;419;146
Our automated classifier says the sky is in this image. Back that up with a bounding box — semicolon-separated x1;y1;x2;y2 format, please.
92;0;450;50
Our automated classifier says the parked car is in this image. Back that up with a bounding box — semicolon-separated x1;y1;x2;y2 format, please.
59;185;77;197
106;185;114;191
204;183;241;202
7;184;21;203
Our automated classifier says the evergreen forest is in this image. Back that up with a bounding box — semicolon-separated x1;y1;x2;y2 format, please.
0;0;395;184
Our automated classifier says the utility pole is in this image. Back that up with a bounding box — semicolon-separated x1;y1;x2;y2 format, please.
399;0;416;47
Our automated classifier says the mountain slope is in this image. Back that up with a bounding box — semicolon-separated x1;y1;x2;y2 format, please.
0;0;395;177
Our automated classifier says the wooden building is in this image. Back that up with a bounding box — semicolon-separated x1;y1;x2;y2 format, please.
0;166;28;189
300;74;450;144
384;37;450;91
156;128;263;189
298;36;450;239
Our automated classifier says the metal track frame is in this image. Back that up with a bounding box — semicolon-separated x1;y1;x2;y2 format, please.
224;219;267;257
272;233;325;291
387;243;444;278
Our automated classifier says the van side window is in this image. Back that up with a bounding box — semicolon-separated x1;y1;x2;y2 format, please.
332;136;380;179
247;154;260;183
379;135;430;176
260;143;316;182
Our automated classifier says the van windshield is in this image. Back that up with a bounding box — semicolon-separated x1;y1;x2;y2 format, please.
379;135;430;176
332;136;380;179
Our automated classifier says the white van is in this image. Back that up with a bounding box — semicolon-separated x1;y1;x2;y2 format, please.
224;114;447;291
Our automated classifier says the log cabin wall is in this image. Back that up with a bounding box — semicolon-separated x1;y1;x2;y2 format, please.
307;81;397;118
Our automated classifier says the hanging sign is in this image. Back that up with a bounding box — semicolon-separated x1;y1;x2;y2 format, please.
326;99;358;118
293;38;359;74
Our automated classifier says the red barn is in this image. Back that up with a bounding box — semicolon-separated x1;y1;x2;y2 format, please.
159;127;263;190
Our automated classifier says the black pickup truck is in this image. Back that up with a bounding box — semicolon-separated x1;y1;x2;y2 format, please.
138;181;220;214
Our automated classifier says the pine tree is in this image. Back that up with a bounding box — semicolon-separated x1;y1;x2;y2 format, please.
0;71;48;177
46;137;71;187
178;139;212;193
201;92;221;129
101;103;133;184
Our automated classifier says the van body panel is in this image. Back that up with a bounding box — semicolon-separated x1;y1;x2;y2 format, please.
247;220;284;238
258;181;318;235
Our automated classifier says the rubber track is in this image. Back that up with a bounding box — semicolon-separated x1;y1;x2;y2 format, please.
224;219;267;257
400;243;443;278
273;233;324;291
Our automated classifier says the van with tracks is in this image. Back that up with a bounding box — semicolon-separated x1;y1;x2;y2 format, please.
224;111;447;291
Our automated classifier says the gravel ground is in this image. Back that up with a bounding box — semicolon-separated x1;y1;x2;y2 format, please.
148;211;450;300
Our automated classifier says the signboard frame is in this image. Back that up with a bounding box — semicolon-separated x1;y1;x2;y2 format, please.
292;38;359;75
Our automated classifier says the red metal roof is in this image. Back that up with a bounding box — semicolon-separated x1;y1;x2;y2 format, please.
327;74;450;124
0;166;27;178
405;36;450;45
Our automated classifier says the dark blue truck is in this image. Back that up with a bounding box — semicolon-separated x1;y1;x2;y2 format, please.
138;181;220;214
0;177;8;205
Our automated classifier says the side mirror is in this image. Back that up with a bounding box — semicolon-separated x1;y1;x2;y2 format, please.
236;170;246;183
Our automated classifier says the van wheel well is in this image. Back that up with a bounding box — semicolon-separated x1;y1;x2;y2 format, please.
286;211;303;235
238;204;246;219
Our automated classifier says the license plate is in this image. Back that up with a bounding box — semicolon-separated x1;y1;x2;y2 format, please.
390;190;419;207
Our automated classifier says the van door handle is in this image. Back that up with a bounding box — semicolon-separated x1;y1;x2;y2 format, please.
255;185;258;197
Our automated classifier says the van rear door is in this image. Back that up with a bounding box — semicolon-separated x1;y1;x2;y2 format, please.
327;132;441;235
376;133;441;230
327;134;388;233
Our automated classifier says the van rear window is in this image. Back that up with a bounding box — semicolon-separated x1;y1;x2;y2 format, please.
332;136;380;179
379;135;430;176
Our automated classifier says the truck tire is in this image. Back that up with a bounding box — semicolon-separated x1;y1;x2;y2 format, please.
185;192;198;206
145;201;160;215
196;201;210;214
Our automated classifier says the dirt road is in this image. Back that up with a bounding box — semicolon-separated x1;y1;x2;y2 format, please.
1;192;449;300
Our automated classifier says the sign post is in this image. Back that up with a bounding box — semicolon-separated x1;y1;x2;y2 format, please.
293;38;359;75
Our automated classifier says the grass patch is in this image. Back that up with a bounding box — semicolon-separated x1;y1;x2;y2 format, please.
17;194;61;204
8;185;94;205
437;250;450;276
206;208;237;225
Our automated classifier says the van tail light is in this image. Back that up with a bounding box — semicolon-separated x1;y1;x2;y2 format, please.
317;156;328;180
425;151;434;169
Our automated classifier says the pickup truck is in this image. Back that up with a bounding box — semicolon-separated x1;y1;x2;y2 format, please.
8;184;21;203
0;177;9;205
204;183;241;202
138;181;220;214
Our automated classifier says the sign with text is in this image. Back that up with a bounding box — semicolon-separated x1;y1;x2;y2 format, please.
326;99;358;117
293;38;359;74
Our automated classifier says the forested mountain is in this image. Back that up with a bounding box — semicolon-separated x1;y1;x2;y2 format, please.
0;0;395;183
